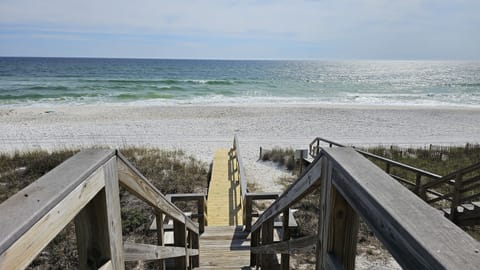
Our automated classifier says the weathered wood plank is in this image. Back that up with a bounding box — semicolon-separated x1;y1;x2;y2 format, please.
124;243;198;261
0;164;106;269
323;147;480;270
327;186;358;270
155;211;165;270
174;220;187;269
316;157;332;270
260;219;275;268
116;153;198;234
103;157;125;270
0;149;114;255
75;189;111;270
251;155;323;233
281;208;290;270
251;236;316;255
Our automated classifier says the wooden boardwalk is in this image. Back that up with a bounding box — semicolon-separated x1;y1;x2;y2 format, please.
207;149;243;226
197;226;251;269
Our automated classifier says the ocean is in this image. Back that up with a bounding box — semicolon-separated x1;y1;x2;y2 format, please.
0;57;479;107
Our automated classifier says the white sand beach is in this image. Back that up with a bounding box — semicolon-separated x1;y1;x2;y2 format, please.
1;103;479;192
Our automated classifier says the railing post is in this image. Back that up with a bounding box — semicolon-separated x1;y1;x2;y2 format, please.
174;219;187;270
415;173;422;195
281;208;290;270
74;157;125;270
450;173;464;222
198;197;205;234
317;158;332;270
155;211;165;270
190;230;200;268
317;158;359;270
385;163;391;174
245;195;253;231
261;219;276;268
250;229;260;266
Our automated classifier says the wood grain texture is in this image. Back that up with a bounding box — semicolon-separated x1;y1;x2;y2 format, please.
0;164;106;270
327;186;358;270
155;211;165;270
323;147;480;270
0;149;114;255
103;157;125;270
199;226;251;269
251;236;316;255
74;189;111;270
123;243;198;261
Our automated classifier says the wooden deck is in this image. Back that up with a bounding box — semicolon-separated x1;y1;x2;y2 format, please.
197;226;251;269
207;149;243;226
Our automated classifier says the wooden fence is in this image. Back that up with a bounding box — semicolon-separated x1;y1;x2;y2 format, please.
251;147;480;269
0;149;200;270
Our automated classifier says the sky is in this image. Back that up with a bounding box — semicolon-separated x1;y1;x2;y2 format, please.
0;0;479;60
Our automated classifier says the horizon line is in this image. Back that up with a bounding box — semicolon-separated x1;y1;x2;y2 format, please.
1;55;479;62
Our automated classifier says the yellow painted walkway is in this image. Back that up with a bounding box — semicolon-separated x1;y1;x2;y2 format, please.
207;149;243;226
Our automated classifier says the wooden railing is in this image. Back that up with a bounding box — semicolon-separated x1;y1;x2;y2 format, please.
309;137;480;224
166;193;207;234
250;147;480;269
232;135;296;231
0;149;200;270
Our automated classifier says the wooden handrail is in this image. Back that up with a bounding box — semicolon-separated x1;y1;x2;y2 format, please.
310;137;442;179
0;149;116;256
423;162;480;190
233;135;248;201
250;147;480;269
308;137;480;224
0;149;200;270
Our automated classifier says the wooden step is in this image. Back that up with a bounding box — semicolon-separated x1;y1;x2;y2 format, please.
198;226;251;269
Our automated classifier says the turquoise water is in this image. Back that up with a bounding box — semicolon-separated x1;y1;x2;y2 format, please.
0;57;479;106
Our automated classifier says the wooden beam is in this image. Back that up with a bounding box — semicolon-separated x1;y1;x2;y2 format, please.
316;157;332;270
116;153;198;234
0;149;114;255
124;243;198;261
155;211;165;270
173;220;187;269
75;189;112;270
103;157;125;270
260;219;275;268
326;186;359;270
74;157;124;270
281;208;290;270
0;163;106;269
322;147;480;270
251;236;316;255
